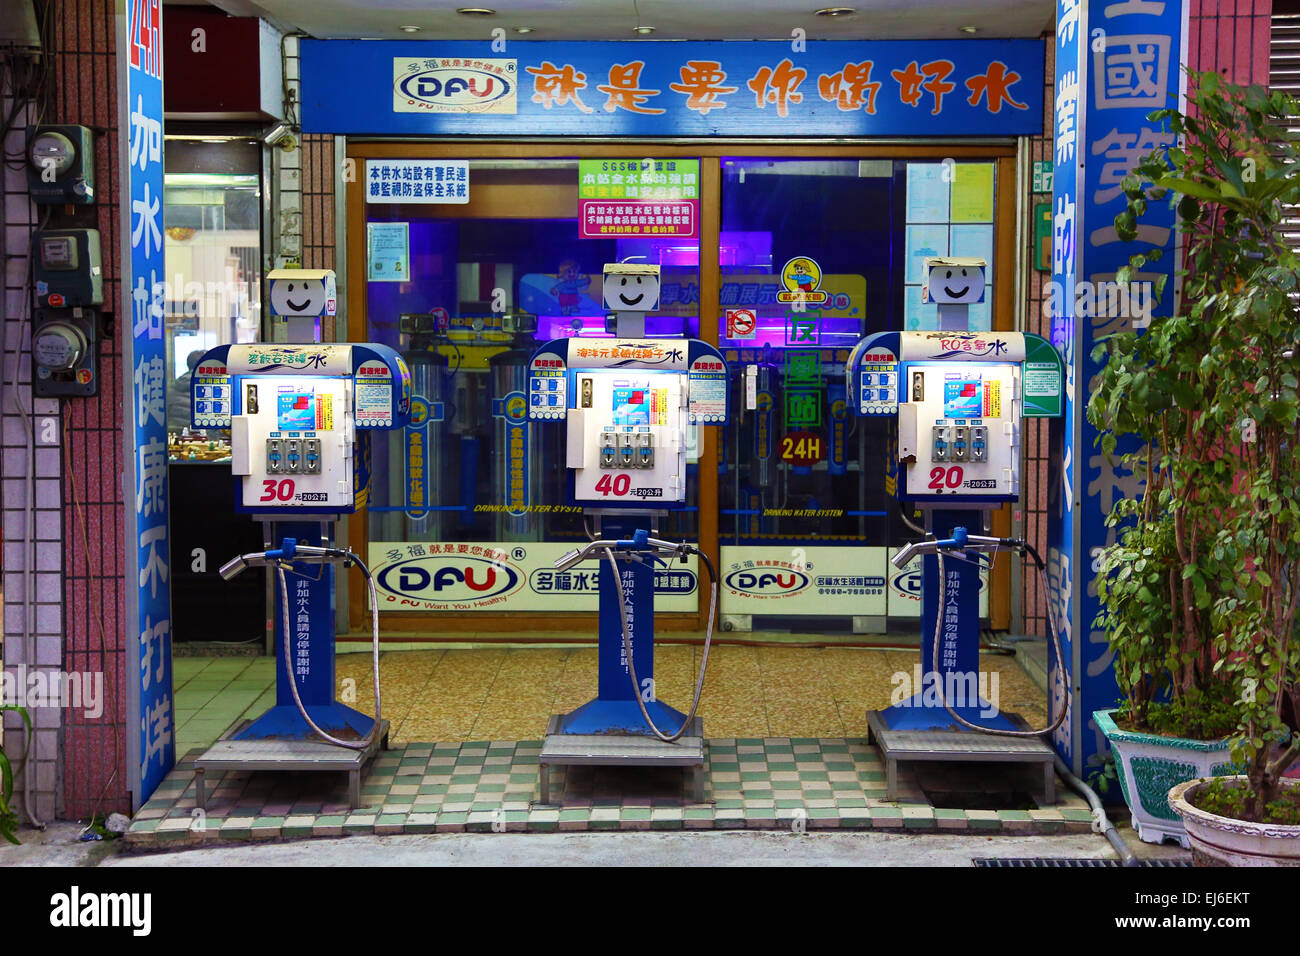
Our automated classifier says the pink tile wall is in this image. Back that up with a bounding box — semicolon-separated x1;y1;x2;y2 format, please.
54;0;131;820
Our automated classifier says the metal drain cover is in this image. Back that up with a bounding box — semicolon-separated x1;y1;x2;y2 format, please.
972;858;1191;868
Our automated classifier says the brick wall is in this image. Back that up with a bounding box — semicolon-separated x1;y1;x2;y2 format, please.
54;0;129;821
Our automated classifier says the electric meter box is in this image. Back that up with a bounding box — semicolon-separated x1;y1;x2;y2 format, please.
527;337;729;507
26;125;96;205
191;343;412;515
33;229;103;307
31;308;98;397
846;330;1064;504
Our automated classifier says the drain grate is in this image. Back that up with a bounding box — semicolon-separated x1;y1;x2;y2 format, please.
973;858;1191;868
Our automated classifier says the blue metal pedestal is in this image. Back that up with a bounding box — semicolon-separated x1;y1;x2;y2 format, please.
866;510;1055;802
194;521;388;811
554;519;689;738
539;517;705;803
873;509;1016;734
231;521;377;743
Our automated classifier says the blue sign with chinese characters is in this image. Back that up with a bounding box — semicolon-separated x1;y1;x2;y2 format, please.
1049;0;1184;778
119;0;173;806
301;40;1044;137
366;160;469;203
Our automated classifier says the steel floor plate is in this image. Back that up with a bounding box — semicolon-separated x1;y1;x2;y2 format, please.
537;715;705;804
868;710;1056;802
193;719;389;810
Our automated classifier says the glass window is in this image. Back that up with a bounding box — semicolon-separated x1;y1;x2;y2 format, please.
163;138;262;462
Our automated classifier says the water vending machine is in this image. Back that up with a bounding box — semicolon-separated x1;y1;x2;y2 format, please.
188;342;411;808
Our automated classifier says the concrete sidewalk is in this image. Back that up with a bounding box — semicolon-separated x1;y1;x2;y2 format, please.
3;820;1191;867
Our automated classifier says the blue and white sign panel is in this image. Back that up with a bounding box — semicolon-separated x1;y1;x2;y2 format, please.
1049;0;1185;778
301;40;1045;137
118;0;173;807
366;160;469;204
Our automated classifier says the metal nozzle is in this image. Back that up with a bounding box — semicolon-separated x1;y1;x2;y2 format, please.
554;547;587;572
219;553;258;580
892;541;928;569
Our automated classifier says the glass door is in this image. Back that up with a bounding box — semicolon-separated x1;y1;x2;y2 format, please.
716;157;998;628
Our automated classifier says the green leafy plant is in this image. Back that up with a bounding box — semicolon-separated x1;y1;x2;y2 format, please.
1192;776;1300;826
1090;70;1300;821
0;704;33;844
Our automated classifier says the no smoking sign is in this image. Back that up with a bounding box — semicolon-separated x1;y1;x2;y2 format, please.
727;308;756;339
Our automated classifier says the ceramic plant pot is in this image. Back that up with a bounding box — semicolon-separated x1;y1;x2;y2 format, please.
1170;777;1300;866
1095;708;1236;848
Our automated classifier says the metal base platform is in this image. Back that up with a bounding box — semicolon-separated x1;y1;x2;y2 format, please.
867;710;1056;803
194;718;390;811
537;715;705;805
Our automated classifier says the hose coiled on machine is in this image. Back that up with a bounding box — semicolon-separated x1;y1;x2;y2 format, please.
931;538;1069;738
603;543;719;743
276;550;384;751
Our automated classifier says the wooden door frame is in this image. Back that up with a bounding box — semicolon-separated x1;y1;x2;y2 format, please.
343;141;1018;637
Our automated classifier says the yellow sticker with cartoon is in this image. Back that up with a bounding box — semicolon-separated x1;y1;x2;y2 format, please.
778;256;828;304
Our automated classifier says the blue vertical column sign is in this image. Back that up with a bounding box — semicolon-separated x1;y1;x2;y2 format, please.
119;0;173;807
1049;0;1185;777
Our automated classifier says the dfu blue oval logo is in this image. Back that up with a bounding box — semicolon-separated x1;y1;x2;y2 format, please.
725;568;810;596
379;556;521;602
397;68;514;109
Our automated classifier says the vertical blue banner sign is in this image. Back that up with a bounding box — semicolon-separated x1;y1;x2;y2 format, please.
119;0;173;807
404;395;431;520
1049;0;1185;778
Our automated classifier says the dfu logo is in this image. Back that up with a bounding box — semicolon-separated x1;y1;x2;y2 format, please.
395;63;516;112
724;568;810;596
379;555;521;602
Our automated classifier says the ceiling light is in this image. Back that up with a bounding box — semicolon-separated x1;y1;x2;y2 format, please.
814;6;855;15
399;25;420;33
514;26;534;34
634;25;655;34
456;7;496;14
959;25;977;33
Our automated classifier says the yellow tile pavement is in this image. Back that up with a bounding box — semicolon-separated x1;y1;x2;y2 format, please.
317;644;1052;744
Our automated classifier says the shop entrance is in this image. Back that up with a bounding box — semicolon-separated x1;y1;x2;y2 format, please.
153;142;1070;833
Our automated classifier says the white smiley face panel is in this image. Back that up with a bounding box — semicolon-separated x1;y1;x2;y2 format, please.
270;277;328;317
602;270;661;312
927;263;987;305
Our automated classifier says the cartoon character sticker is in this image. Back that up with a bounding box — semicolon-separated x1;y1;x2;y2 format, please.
550;259;592;316
777;256;828;304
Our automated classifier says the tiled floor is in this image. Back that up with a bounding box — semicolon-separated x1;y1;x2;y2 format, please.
127;737;1092;846
176;645;1050;749
133;645;1074;847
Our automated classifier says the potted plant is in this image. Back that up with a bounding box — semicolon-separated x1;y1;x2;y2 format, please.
1090;71;1300;863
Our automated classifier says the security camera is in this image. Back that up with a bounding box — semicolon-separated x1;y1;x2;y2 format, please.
262;122;297;151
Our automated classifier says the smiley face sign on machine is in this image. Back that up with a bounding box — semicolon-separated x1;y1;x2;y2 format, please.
268;268;338;342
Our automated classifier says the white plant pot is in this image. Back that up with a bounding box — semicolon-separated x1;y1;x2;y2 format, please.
1095;708;1236;848
1170;777;1300;866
